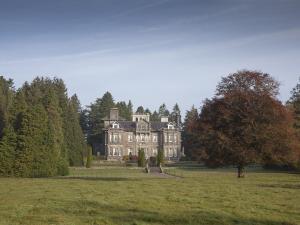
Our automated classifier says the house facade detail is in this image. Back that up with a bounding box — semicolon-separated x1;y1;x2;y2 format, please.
103;108;182;161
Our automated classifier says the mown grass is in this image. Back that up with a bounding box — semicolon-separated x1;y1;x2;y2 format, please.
0;164;299;225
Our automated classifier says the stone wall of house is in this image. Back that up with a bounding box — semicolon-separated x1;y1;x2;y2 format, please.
103;108;182;161
105;128;181;161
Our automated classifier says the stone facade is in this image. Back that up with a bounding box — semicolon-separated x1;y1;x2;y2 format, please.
103;108;182;161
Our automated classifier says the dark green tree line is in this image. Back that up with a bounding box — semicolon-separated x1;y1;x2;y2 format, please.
0;76;86;177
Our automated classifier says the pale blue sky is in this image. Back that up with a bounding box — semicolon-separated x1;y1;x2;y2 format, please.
0;0;300;113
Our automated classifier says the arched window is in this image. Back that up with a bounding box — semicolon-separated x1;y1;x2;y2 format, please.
168;123;174;129
112;122;119;129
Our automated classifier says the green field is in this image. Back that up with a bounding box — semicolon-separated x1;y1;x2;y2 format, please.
0;164;299;225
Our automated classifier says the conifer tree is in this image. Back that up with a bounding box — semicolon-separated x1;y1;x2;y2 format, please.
182;105;199;159
158;103;169;118
157;149;164;166
0;128;16;176
86;146;92;168
65;95;85;166
150;110;160;122
116;101;131;120
14;104;57;177
136;106;145;114
88;92;115;145
0;76;15;176
170;103;182;126
138;148;146;167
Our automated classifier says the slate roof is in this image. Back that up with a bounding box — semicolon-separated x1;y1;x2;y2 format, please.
102;116;126;121
115;121;169;131
118;121;136;131
150;122;168;130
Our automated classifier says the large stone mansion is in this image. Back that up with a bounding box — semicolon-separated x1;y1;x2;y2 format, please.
102;108;182;161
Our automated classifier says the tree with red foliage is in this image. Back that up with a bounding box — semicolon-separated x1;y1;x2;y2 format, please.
197;70;298;177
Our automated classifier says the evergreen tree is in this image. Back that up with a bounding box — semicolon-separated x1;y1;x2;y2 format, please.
127;100;133;115
136;106;145;113
0;76;14;138
157;149;164;166
0;128;16;176
151;110;160;122
86;146;92;168
0;76;15;176
116;101;131;120
182;105;199;159
14;104;58;177
170;103;182;126
158;103;169;118
44;89;69;174
79;109;89;138
138;148;146;167
88;92;115;145
65;95;85;166
0;76;85;177
144;108;151;115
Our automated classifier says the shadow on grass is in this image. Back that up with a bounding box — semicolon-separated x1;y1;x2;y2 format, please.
50;175;169;182
166;163;298;175
54;199;297;225
258;184;300;190
51;176;142;182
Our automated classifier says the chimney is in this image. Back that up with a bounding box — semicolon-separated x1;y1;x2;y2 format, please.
110;108;119;121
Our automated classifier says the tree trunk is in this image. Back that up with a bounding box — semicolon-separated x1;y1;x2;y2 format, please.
237;165;245;178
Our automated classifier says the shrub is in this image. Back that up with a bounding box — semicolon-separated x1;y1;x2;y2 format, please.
138;149;146;167
157;149;164;166
86;146;92;168
130;155;138;162
57;159;69;176
123;155;129;161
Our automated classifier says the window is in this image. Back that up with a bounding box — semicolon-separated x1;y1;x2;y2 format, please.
112;122;119;129
174;135;177;143
113;134;118;143
128;134;133;142
141;134;145;142
128;148;133;155
136;135;139;142
113;147;121;156
169;135;173;142
153;135;157;142
173;149;177;157
168;123;174;129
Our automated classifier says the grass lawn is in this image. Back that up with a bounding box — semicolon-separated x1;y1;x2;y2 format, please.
0;164;299;225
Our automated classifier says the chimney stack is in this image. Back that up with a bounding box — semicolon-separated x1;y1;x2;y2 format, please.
110;108;119;121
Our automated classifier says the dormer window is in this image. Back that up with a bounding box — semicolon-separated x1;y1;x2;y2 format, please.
112;122;119;129
168;123;174;129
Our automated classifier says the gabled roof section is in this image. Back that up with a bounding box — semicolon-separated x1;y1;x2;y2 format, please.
118;121;136;131
150;122;168;131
